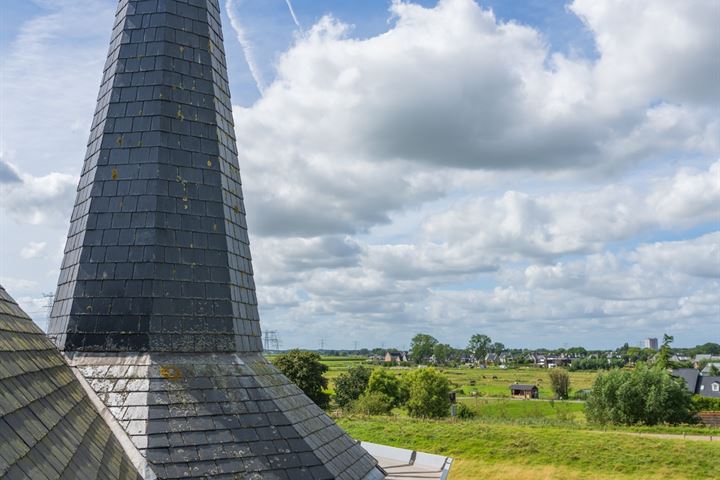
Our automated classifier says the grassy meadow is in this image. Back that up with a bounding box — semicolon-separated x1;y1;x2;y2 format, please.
319;355;598;399
458;397;586;422
336;415;719;480
438;365;597;398
310;355;719;479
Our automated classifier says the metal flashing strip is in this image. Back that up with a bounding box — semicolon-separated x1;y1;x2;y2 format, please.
361;441;453;480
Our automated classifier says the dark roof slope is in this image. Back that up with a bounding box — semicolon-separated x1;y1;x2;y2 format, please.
510;384;537;391
0;285;141;479
70;352;382;479
698;376;720;398
671;368;700;393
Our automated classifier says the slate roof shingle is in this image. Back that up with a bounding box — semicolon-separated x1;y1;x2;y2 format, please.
509;384;537;391
697;376;720;398
68;352;383;479
672;368;700;393
0;284;142;479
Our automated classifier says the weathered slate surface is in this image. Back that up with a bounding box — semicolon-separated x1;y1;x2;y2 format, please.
68;353;383;479
0;285;142;479
47;0;262;353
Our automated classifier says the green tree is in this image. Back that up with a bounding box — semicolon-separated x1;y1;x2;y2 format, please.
334;364;372;408
405;368;451;418
709;364;720;376
624;346;653;363
585;365;696;426
353;392;394;415
432;343;453;365
568;346;588;356
274;349;330;408
548;368;570;399
410;333;438;364
467;334;492;364
692;342;720;355
490;342;505;354
656;333;674;369
367;368;406;406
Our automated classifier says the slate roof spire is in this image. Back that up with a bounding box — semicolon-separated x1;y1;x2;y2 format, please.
48;0;261;353
43;1;385;478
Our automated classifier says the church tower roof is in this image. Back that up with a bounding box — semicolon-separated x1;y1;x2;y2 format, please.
43;1;384;478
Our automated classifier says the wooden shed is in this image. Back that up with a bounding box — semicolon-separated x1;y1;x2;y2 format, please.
510;383;539;399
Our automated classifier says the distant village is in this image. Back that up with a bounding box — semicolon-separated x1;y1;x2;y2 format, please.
274;336;720;400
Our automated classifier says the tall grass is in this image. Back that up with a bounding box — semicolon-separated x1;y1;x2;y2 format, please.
337;415;720;479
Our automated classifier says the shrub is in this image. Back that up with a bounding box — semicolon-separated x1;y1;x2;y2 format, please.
569;357;625;371
693;395;720;412
456;403;476;419
367;368;406;406
335;365;372;408
274;349;330;409
405;367;451;418
548;368;570;399
353;392;394;415
585;365;696;425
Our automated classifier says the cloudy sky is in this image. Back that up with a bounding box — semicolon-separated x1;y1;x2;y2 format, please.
0;0;718;350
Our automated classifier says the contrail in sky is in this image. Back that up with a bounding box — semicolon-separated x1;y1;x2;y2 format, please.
225;0;265;95
284;0;302;30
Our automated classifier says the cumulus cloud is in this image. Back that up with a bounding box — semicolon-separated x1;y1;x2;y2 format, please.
0;0;114;177
421;161;720;260
239;148;446;237
648;162;720;228
253;235;362;284
569;0;719;108
251;164;720;348
0;167;77;226
232;0;719;246
0;276;39;293
236;0;717;178
363;243;498;280
19;242;48;260
631;233;720;279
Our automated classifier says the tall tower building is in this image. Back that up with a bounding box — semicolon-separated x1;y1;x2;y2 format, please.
47;1;383;478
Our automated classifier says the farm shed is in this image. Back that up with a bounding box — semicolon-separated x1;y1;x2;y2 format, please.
510;383;539;399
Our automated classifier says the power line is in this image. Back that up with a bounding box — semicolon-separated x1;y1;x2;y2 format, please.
42;292;54;316
263;330;281;352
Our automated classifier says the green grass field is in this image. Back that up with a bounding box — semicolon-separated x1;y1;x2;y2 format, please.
440;365;598;398
459;397;586;422
336;415;720;479
455;397;713;435
316;356;599;399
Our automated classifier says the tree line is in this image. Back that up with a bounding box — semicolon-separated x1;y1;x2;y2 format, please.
409;332;506;365
274;349;454;418
273;338;713;427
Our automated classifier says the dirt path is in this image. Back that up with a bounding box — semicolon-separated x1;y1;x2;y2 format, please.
592;429;719;442
457;395;586;403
